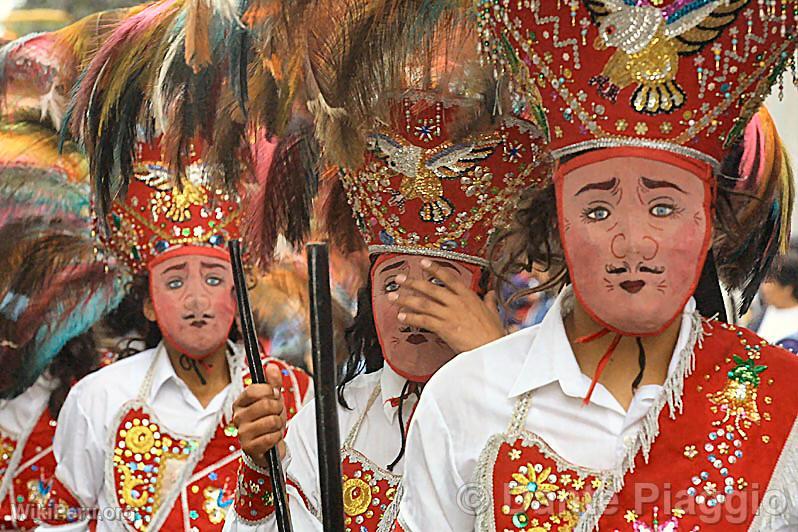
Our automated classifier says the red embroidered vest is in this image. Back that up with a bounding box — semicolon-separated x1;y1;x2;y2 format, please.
234;384;402;531
477;322;797;531
0;408;82;530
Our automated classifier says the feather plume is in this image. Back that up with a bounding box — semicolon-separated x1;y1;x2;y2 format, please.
715;106;794;314
0;122;126;398
244;117;319;266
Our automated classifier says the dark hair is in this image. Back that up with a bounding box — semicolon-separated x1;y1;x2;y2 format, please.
101;274;162;358
492;149;778;314
337;272;383;409
768;253;798;301
336;256;491;408
47;330;100;418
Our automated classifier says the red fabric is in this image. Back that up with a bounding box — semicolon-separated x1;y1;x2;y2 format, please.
486;323;798;530
232;457;276;523
1;410;90;529
476;1;797;166
102;137;241;273
166;423;239;530
342;91;550;263
340;452;401;530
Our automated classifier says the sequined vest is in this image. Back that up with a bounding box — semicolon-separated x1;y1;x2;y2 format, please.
474;321;797;531
105;352;308;532
341;385;402;532
0;404;65;530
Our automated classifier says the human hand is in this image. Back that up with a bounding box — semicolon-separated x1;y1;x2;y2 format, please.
390;258;505;353
232;363;287;467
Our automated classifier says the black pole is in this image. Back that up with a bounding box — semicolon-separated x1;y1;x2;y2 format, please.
306;243;345;532
228;240;292;532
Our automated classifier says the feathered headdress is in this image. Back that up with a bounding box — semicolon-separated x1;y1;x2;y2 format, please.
65;0;256;216
0;7;136;130
0;123;127;399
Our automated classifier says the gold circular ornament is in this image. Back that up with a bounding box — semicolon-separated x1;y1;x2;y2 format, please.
343;478;372;517
125;425;155;454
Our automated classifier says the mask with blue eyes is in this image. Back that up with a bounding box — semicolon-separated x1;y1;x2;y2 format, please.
147;250;237;359
555;148;713;336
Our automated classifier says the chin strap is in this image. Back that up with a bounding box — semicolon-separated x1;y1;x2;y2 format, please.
386;380;423;472
576;328;621;406
576;329;647;406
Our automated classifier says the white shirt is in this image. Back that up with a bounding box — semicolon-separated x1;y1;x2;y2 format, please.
396;288;798;531
39;342;242;531
0;375;56;440
225;364;414;531
757;304;798;343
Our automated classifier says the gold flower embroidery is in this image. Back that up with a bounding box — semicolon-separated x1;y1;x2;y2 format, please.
510;465;559;510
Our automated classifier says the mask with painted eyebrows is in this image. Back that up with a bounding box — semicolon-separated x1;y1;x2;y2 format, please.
556;154;712;335
370;253;480;381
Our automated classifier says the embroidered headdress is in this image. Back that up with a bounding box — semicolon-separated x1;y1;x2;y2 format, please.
101;137;242;273
476;0;796;168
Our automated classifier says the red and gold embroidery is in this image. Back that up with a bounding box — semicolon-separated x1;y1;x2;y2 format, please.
341;452;400;532
233;455;275;523
494;441;598;531
681;325;768;509
111;409;197;531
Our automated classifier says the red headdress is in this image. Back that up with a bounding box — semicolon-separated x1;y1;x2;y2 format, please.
476;0;795;168
335;91;551;266
102;137;241;274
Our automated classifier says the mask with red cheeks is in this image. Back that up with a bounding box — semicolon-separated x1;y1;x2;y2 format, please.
147;251;237;359
370;253;481;382
555;149;713;335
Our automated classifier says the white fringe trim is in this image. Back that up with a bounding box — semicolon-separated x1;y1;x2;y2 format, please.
576;313;708;532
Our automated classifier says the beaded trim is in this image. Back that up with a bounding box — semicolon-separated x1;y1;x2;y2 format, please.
552;138;719;169
368;246;488;267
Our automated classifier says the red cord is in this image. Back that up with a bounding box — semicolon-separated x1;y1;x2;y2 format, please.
582;333;622;405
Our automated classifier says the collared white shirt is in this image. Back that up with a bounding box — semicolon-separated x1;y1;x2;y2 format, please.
225;364;415;531
396;288;798;531
0;375;56;439
39;342;241;531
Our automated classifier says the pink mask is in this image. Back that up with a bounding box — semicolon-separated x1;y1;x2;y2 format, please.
147;249;237;359
556;148;713;336
371;253;481;382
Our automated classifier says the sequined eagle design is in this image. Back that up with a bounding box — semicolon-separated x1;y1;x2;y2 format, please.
584;0;747;114
135;163;209;223
367;133;499;223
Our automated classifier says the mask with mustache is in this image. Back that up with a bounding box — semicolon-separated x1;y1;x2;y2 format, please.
146;249;237;359
556;147;713;335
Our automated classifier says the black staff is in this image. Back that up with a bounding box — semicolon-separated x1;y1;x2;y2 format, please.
306;243;345;532
228;240;292;532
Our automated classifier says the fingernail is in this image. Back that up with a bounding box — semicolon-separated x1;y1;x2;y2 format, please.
388;293;398;301
420;259;432;268
398;312;406;322
396;274;407;283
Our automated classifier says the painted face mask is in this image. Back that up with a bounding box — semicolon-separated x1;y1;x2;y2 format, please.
148;249;237;359
370;253;481;382
556;147;713;336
